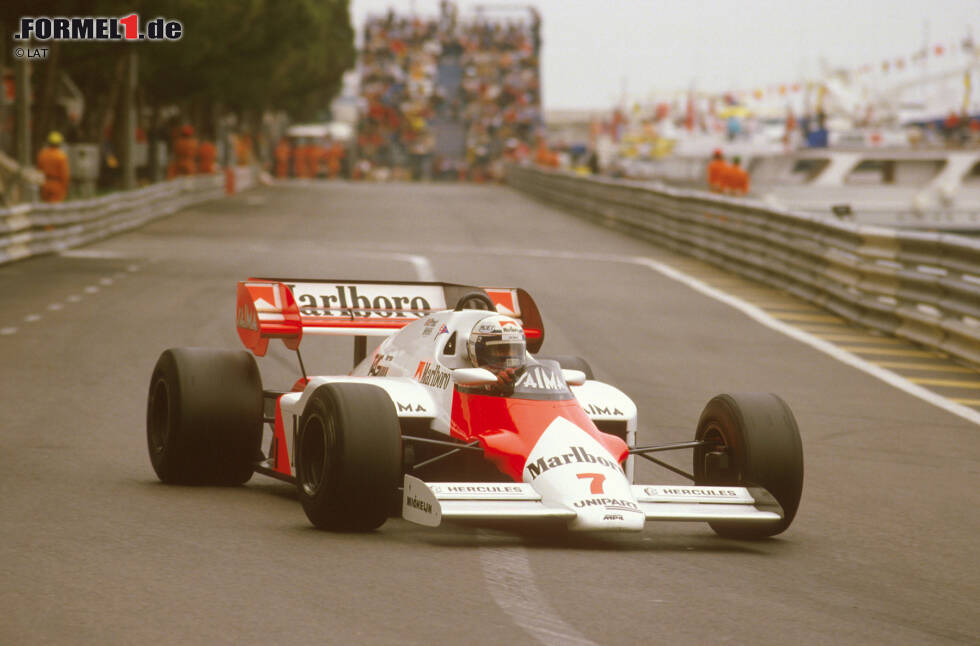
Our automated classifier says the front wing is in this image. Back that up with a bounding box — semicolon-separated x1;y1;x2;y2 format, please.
402;475;782;529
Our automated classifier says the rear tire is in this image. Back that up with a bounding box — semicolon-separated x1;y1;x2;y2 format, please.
146;347;263;485
694;393;803;539
295;383;402;531
535;354;595;380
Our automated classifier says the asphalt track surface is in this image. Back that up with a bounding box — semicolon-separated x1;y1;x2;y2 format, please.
2;181;978;645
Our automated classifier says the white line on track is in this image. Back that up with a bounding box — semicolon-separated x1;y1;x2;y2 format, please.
398;251;586;645
347;251;437;282
478;540;598;646
632;257;980;427
66;295;81;303
58;249;126;259
24;314;41;323
84;286;99;294
99;277;113;286
0;327;17;335
47;303;63;311
403;254;436;282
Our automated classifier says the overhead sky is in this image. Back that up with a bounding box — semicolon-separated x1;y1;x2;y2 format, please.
350;0;979;110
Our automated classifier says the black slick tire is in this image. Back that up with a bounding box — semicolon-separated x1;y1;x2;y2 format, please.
295;383;402;531
694;393;803;539
146;347;263;485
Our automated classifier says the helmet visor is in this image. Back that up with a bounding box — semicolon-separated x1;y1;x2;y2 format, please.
479;339;526;369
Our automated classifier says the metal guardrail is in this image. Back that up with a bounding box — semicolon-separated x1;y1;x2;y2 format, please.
506;164;980;368
0;167;258;266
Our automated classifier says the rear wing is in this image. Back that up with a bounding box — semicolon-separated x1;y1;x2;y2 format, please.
236;278;545;357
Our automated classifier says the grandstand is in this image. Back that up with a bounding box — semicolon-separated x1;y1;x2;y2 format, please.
355;2;542;181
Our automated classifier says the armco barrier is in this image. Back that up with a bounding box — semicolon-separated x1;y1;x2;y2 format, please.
0;168;257;266
506;164;980;368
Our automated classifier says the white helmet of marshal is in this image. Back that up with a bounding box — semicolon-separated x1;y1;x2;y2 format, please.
467;314;527;370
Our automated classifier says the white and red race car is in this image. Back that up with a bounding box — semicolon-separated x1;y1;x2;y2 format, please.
147;279;803;538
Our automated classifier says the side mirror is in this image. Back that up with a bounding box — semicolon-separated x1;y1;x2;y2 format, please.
562;369;587;386
452;367;498;386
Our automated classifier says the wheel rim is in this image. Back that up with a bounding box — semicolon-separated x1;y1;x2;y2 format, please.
300;413;334;497
698;424;738;484
148;378;170;456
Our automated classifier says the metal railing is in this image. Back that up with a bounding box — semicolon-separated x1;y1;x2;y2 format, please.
0;167;258;266
506;164;980;368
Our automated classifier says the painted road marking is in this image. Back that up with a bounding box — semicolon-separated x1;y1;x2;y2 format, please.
908;378;980;389
811;334;904;344
873;361;976;373
99;278;113;286
59;249;126;259
838;346;946;358
66;295;81;303
84;286;99;294
0;327;17;335
24;314;41;323
771;312;846;323
347;251;437;282
47;303;63;311
479;541;598;646
753;304;824;311
632;256;980;427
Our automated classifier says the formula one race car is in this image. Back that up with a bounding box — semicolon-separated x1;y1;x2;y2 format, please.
146;279;803;538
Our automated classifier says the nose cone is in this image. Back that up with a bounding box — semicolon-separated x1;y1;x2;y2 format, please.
523;417;645;532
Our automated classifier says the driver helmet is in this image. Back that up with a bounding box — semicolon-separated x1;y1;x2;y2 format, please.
467;315;526;371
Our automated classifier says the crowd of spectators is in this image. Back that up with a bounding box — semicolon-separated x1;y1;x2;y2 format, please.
357;12;439;180
356;2;542;181
456;13;542;180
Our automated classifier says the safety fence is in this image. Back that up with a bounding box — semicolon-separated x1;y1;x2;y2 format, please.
0;166;258;266
506;164;980;368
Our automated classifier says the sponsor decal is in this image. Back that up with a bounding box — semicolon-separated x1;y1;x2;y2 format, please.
515;365;566;392
405;496;432;514
477;323;498;333
397;401;427;413
236;304;258;331
499;320;520;329
485;289;520;317
289;283;438;319
603;514;624;521
441;485;523;494
414;361;451;389
586;404;624;416
651;487;739;497
436;324;449;336
573;497;642;513
576;472;606;494
525;445;623;480
421;318;438;336
367;353;390;377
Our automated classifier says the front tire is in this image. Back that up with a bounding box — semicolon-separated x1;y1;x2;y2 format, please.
295;383;402;531
146;347;263;485
694;393;803;539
